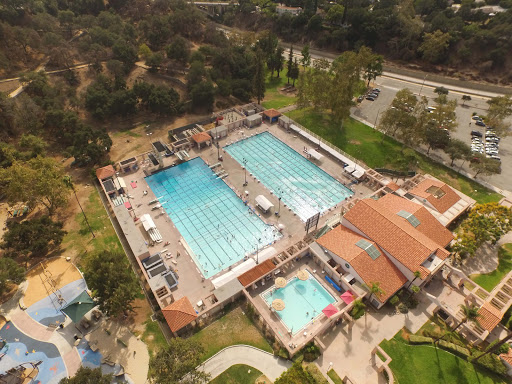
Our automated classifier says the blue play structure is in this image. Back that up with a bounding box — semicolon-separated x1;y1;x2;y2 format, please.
325;275;343;292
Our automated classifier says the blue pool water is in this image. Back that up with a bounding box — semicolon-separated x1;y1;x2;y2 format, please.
225;132;354;221
145;157;281;278
262;271;336;334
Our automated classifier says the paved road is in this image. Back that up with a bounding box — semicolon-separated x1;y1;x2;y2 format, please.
200;345;291;381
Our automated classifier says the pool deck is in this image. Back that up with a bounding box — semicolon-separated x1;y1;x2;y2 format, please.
247;257;352;353
110;121;374;313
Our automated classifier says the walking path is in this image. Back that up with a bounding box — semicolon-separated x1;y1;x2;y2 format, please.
200;345;292;381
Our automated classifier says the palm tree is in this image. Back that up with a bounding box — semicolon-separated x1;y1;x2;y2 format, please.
435;304;480;343
366;281;385;302
351;299;366;319
63;175;95;239
407;271;421;290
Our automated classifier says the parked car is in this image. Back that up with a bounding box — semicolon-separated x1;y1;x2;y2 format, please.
475;120;486;127
471;130;483;137
472;115;481;121
357;96;364;102
366;96;375;101
372;88;381;93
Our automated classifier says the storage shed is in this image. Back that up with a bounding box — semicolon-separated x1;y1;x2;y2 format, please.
246;114;262;128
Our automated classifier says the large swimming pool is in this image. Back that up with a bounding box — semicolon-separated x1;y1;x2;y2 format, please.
261;271;336;334
145;157;281;279
224;132;353;221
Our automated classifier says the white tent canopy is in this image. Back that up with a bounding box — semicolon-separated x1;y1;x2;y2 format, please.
231;258;257;276
345;165;356;174
212;271;236;289
254;246;276;264
352;169;365;179
255;195;274;212
140;214;163;243
308;148;323;161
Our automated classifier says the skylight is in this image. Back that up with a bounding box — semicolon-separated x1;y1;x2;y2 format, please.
425;186;446;199
397;210;421;227
355;239;381;260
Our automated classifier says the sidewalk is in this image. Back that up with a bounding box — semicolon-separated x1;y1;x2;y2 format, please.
200;345;292;381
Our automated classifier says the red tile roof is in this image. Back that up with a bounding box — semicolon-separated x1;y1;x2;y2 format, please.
378;194;454;247
262;109;281;118
409;179;462;214
385;182;400;192
343;198;449;279
191;132;212;144
317;226;407;303
500;348;512;366
238;259;275;287
96;165;115;180
478;302;503;332
162;296;198;332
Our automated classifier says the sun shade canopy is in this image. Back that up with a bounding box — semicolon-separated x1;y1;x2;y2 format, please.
322;304;338;317
61;291;95;323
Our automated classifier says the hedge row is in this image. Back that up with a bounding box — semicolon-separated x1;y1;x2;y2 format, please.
438;340;471;359
409;335;433;345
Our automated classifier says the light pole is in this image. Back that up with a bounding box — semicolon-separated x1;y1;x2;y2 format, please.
419;75;428;97
214;126;221;160
275;187;282;216
255;237;261;264
242;158;248;187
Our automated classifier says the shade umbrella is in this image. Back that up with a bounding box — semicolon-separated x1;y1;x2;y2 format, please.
297;270;309;281
278;223;285;229
61;291;95;323
275;277;287;288
272;299;285;311
322;304;338;318
340;291;355;305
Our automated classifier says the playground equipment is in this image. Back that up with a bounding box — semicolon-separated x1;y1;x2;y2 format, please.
38;261;67;311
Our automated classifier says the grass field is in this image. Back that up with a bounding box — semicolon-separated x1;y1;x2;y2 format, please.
285;109;502;204
261;72;296;110
327;369;343;384
471;244;512;292
380;333;507;384
62;187;123;257
189;306;272;361
140;313;168;357
210;364;262;384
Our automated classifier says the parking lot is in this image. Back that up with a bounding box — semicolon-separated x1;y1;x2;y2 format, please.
353;77;512;192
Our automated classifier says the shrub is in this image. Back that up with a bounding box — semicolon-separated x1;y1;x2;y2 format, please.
398;303;408;313
438;340;470;358
409;335;433;345
471;352;508;376
389;296;399;306
303;342;321;362
403;295;419;309
277;347;290;360
497;343;510;355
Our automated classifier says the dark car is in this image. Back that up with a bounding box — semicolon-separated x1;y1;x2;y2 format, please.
373;88;381;93
357;95;364;102
471;130;483;137
475;120;486;127
366;96;375;101
369;93;379;98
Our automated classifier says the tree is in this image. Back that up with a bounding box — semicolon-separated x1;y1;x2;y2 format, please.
0;258;25;296
274;361;315;384
350;299;366;319
434;86;449;96
359;46;383;86
64;176;94;239
379;89;421;143
0;92;16;138
430;94;458;133
424;124;449;154
1;216;66;259
253;50;266;104
444;139;471;166
300;44;311;69
166;36;190;64
366;281;385;302
407;271;421;290
148;338;210;384
485;95;512;137
462;95;471;106
138;43;152;61
190;81;215;112
84;251;139;317
287;45;294;84
59;367;112;384
18;134;47;158
469;154;501;178
146;52;164;72
451;304;481;333
275;46;285;78
452;203;512;260
289;58;299;87
418;30;450;64
326;4;345;26
0;157;69;215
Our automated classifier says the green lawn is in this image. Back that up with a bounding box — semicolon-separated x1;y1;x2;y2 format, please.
210;364;262;384
327;369;343;384
261;72;296;110
62;187;123;257
380;333;507;384
189;306;272;361
140;313;168;357
285;109;502;204
471;244;512;292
